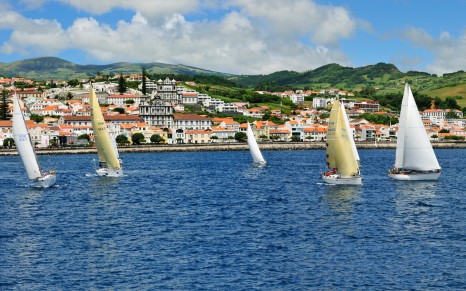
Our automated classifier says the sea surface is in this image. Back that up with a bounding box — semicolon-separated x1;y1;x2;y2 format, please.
0;149;464;290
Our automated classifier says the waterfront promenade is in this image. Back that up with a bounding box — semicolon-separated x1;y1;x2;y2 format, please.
0;142;465;156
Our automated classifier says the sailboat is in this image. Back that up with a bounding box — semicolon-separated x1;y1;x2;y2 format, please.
89;84;123;177
246;122;266;165
12;94;56;188
323;98;362;185
388;83;441;180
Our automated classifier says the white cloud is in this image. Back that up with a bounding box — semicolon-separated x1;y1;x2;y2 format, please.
231;0;356;45
402;27;466;75
56;0;200;23
0;0;358;74
0;10;68;55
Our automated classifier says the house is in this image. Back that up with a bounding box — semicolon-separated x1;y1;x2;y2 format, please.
185;129;213;144
107;94;142;106
173;114;212;131
211;126;236;142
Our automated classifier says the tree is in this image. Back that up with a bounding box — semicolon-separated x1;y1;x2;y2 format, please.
113;107;126;114
78;133;90;142
0;90;11;120
125;99;135;104
118;73;127;94
445;111;459;119
439;128;450;133
116;134;129;145
30;114;44;123
3;138;15;147
67;79;80;87
131;132;145;145
142;67;147;95
234;132;247;142
150;134;164;144
291;135;301;142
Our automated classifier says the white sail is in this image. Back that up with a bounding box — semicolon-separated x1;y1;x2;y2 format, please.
12;94;42;180
247;122;266;164
341;102;360;163
395;84;440;171
109;132;120;159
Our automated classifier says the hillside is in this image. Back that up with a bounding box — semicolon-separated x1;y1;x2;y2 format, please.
1;57;466;104
234;63;466;102
0;57;232;80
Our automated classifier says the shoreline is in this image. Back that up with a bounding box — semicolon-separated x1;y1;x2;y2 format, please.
0;142;465;156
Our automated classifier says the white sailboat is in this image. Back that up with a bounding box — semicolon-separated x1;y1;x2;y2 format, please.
246;122;266;165
12;94;56;188
89;84;123;177
323;98;362;185
388;83;441;180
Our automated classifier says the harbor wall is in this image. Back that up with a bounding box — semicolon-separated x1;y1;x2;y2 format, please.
0;142;465;156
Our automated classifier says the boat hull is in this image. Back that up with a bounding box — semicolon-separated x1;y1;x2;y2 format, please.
322;174;362;185
36;174;57;188
388;171;441;181
96;168;123;177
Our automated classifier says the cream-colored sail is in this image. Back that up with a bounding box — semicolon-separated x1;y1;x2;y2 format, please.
326;99;359;177
89;84;121;170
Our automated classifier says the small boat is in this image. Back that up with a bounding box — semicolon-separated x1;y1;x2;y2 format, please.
12;94;56;188
323;98;362;185
89;84;123;177
246;121;266;165
388;83;441;181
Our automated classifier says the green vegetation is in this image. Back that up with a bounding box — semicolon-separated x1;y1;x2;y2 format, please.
150;134;164;144
234;132;247;142
118;73;127;94
113;107;125;114
3;138;15;147
30;113;44;123
359;113;398;126
116;134;129;145
78;133;90;142
0;90;11;120
131;132;145;145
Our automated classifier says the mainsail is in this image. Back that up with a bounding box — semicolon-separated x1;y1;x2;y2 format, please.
247;122;266;164
12;94;42;180
89;84;121;170
326;99;359;176
395;83;440;171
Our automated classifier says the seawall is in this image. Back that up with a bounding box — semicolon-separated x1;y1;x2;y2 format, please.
0;142;465;156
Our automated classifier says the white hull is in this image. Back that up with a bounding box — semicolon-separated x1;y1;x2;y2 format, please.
322;174;362;185
254;160;267;166
36;174;57;188
96;168;123;177
388;171;441;181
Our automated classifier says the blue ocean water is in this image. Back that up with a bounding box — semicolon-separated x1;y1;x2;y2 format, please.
0;149;464;289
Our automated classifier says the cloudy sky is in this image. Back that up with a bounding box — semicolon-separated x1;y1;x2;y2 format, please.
0;0;465;75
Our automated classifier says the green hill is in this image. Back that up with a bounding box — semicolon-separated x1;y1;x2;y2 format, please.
0;57;232;80
1;57;465;105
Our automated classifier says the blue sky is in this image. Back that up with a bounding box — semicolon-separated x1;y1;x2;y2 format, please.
0;0;465;75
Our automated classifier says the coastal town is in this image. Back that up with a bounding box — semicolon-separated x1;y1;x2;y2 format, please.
0;74;465;148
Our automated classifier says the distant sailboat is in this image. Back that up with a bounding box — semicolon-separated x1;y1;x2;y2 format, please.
89;84;123;177
246;122;266;165
12;94;56;187
323;98;362;185
388;83;441;180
